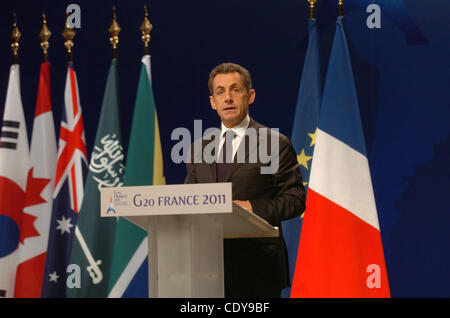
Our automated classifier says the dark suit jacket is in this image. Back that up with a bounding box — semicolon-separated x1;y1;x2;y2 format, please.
185;117;305;296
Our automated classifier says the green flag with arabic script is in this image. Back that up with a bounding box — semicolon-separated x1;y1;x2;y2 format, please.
67;59;125;297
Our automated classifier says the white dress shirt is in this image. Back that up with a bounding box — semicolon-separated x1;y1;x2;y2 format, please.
218;114;250;161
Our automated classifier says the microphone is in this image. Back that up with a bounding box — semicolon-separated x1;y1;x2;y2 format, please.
183;129;220;184
184;162;198;184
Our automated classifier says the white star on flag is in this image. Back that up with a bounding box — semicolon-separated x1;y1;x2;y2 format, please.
49;271;59;283
56;215;74;235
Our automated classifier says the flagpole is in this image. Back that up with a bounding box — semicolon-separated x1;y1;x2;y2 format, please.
40;13;51;62
109;6;121;59
11;13;21;65
338;0;344;17
140;5;153;56
62;11;76;63
308;0;317;20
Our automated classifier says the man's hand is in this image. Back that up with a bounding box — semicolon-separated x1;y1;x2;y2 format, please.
233;200;253;212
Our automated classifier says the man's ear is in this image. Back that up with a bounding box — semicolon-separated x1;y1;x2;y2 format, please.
248;89;255;105
209;95;217;110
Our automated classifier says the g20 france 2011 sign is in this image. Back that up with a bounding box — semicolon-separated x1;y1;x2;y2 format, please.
100;183;233;218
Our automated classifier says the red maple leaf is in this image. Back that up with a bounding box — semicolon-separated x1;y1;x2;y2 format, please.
19;168;51;243
0;168;51;245
0;175;38;245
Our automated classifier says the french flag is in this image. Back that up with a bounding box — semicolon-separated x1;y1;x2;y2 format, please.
290;17;390;298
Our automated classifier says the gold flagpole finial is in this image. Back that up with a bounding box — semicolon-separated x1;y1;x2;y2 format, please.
11;13;21;64
108;6;121;58
140;5;153;55
338;0;344;17
40;13;52;62
308;0;317;20
62;11;76;62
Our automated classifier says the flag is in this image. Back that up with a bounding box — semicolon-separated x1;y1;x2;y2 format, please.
281;18;321;298
0;64;30;298
42;63;88;297
291;17;390;297
108;55;165;298
67;58;124;297
14;62;57;297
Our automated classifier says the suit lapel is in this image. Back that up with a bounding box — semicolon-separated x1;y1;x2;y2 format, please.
225;117;261;181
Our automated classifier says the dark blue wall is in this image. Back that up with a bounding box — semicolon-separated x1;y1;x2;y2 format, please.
0;0;448;297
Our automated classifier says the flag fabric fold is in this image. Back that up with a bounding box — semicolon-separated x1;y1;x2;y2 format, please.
0;64;30;298
291;17;390;298
281;18;321;298
42;63;88;297
108;55;165;298
67;58;125;297
14;62;57;298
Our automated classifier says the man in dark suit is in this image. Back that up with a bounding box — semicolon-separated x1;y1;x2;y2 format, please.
185;62;305;297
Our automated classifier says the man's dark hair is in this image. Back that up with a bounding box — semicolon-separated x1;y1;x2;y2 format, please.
208;62;252;95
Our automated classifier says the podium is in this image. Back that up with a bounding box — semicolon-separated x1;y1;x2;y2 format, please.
101;183;279;298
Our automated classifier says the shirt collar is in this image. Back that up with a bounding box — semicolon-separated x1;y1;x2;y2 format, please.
220;114;250;139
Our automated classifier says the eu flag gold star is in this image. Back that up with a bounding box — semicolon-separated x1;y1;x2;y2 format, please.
308;128;318;147
297;148;312;169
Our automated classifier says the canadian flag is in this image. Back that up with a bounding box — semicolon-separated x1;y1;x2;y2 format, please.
14;62;57;297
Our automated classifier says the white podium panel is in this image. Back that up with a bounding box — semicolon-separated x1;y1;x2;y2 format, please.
143;214;224;298
101;183;279;298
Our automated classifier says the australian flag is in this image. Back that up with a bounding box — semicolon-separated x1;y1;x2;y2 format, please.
42;64;87;297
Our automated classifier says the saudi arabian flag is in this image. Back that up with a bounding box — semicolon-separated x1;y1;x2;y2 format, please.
108;55;165;298
67;59;125;297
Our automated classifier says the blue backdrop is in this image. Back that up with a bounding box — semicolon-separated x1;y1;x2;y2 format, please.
0;0;448;297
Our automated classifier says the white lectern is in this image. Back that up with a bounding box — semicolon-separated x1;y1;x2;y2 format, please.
100;183;278;298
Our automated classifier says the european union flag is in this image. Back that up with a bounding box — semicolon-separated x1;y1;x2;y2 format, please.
281;18;321;298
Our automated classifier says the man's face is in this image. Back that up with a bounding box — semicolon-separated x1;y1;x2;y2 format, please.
209;72;255;128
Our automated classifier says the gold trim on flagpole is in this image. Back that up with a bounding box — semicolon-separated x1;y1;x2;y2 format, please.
338;0;344;17
140;5;153;55
109;6;121;59
308;0;317;20
62;11;76;62
11;13;21;65
40;13;52;62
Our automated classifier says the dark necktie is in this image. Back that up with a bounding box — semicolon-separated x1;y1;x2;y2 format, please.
217;130;235;182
